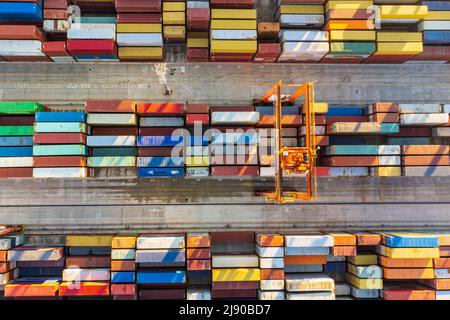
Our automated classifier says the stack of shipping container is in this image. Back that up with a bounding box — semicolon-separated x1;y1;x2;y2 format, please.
110;235;137;300
33;111;88;178
185;103;210;177
163;0;186;44
186;232;211;300
186;0;210;61
86;100;137;178
43;0;70;39
254;21;280;62
0;232;23;295
0;102;40;179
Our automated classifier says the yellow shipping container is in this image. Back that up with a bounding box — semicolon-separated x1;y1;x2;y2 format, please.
186;156;209;166
163;25;186;37
424;11;450;20
330;30;376;41
112;236;137;249
279;5;324;15
212;268;260;282
347;254;378;265
346;273;383;289
314;103;328;114
210;40;257;53
326;0;373;11
377;32;423;42
376;42;423;55
211;9;257;20
380;5;428;19
211;20;257;30
66;235;113;247
373;167;402;176
118;47;163;59
116;23;162;33
187;37;209;48
379;245;440;259
163;2;185;12
163;12;185;25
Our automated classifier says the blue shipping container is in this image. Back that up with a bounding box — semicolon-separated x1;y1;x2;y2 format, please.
137;271;186;284
423;1;450;10
0;147;33;157
69;246;111;256
0;2;42;22
423;31;450;45
35;112;86;123
0;136;33;147
381;123;399;134
111;272;136;283
324;262;347;273
138;167;185;177
256;106;299;115
137;135;183;147
384;234;439;248
19;267;64;277
326;107;363;116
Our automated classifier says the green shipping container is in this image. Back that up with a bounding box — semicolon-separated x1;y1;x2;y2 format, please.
388;137;432;145
91;147;137;157
330;42;376;55
381;123;400;134
0;102;46;114
34;122;87;133
79;16;116;24
33;145;87;156
326;145;378;155
88;157;136;167
0;126;33;136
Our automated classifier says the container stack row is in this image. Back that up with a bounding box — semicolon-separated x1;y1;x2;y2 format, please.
186;0;210;62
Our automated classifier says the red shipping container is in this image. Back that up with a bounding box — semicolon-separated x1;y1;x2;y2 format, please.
401;145;448;155
0;168;33;178
59;282;110;296
115;0;162;13
139;289;185;300
66;40;117;56
186;104;209;114
85;100;135;113
138;127;181;136
383;289;435;300
186;114;209;126
325;116;367;124
187;259;211;271
111;284;136;296
0;25;44;41
116;13;162;23
315;166;330;176
138;147;177;157
212;281;259;290
210;57;254;63
212;289;257;299
187;9;210;21
211;165;260;176
186;248;210;259
254;43;281;63
44;0;69;9
0;116;35;126
323;156;379;166
209;0;254;8
210;105;254;112
364;54;415;64
111;260;136;271
91;127;138;136
33;156;86;167
3;56;51;62
260;269;284;280
441;247;450;257
187;48;209;61
211;231;254;243
0;262;14;273
113;294;137;300
410;46;450;62
332;246;356;256
368;113;399;122
210;154;259;166
33;133;86;144
136;103;184;115
0;251;6;262
354;233;381;246
65;256;111;268
369;102;398;114
44;9;68;20
43;41;70;56
402;155;449;166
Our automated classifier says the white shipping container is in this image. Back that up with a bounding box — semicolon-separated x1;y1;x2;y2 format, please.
419;21;450;31
140;117;184;127
135;249;185;263
50;56;76;62
330;167;369;177
284;246;330;256
283;137;298;147
351;286;379;299
436;291;450;300
68;23;116;40
444;104;450;113
432;127;450;137
116;33;163;47
0;40;44;56
256;245;284;258
187;1;210;8
187;288;211;300
378;145;401;155
186;167;210;177
62;268;110;281
435;269;450;279
403;166;450;177
397;104;442;114
285;274;335;292
0;238;12;250
136;235;185;249
211;112;260;125
258;290;285;300
0;157;33;168
43;20;70;33
400;113;449;126
348;265;383;278
280;14;325;27
111;249;136;260
379;155;401;166
280;30;329;42
259;258;284;269
282;41;329;55
87;113;137;126
212;255;259;268
284;264;323;273
260;280;284;291
285;235;334;248
87;136;136;147
8;247;63;261
260;167;276;177
33;167;88;178
211;30;257;40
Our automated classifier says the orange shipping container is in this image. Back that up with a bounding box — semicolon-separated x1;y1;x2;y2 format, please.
257;115;302;127
111;284;136;296
329;232;356;246
187;234;211;248
353;232;381;246
401;145;449;155
0;250;7;262
256;234;284;247
434;258;450;268
332;246;356;256
136;103;185;115
437;234;450;246
402;155;449;166
187;248;210;259
284;255;327;265
324;19;375;30
380;256;433;268
441;247;450;257
260;269;284;280
59;282;110;296
111;260;136;271
383;289;435;300
421;279;450;290
383;268;435;279
5;283;59;297
187;259;211;271
85;100;135;113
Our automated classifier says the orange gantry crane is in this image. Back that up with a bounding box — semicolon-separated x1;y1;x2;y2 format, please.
259;81;318;204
